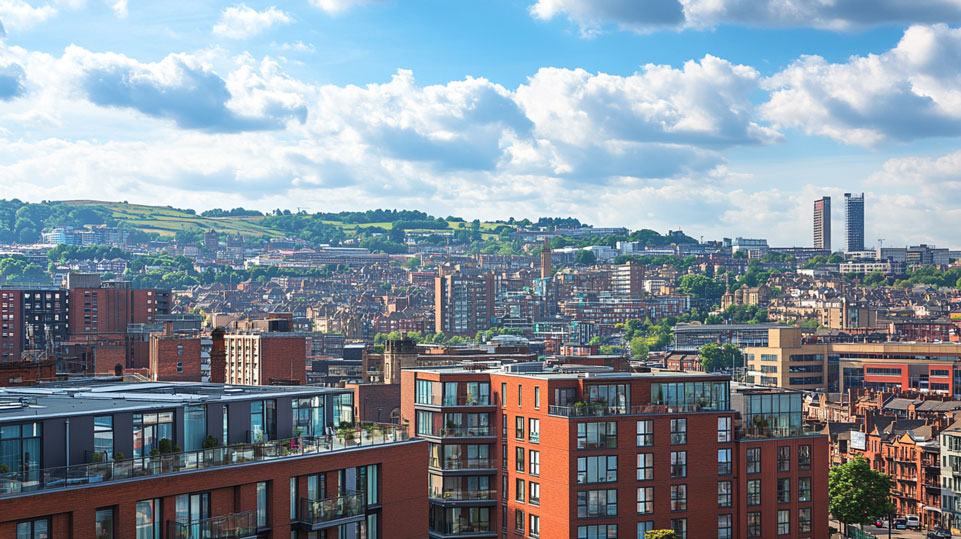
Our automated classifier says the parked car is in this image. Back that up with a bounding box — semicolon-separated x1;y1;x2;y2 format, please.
894;518;907;530
928;527;952;539
906;515;920;529
875;519;885;528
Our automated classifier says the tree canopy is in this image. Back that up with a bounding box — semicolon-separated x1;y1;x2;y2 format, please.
829;456;894;531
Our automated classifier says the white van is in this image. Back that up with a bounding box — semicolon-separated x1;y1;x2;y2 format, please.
906;515;920;529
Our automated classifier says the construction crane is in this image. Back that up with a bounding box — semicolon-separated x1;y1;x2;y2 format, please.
878;238;885;250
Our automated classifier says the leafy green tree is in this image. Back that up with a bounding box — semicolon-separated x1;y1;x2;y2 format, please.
575;249;597;266
827;253;845;264
629;337;649;359
677;274;726;300
829;456;894;533
699;343;743;372
645;531;677;539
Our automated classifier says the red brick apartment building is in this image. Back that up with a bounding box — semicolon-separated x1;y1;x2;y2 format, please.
0;381;426;538
402;365;829;539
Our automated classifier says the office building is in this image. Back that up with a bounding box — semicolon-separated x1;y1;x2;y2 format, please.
745;327;961;394
844;193;864;252
0;381;426;538
813;197;830;251
0;287;68;361
402;365;828;539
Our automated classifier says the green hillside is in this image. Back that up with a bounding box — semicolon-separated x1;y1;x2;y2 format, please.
60;200;280;237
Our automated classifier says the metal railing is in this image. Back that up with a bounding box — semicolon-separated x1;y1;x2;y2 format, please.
0;424;408;498
167;510;257;539
300;491;365;525
418;426;493;438
548;402;725;417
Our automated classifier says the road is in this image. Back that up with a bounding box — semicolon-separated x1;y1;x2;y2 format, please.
831;519;937;539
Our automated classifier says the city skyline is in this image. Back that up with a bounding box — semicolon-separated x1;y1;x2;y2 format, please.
0;3;960;247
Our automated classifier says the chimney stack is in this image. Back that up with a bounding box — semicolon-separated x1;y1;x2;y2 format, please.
210;328;226;384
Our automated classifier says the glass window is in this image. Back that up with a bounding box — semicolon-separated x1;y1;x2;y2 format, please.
257;481;268;527
136;499;160;539
577;489;617;518
184;405;205;452
529;450;540;476
637;486;653;514
0;422;41;482
586;384;630;413
534;387;540;409
515;478;525;502
636;420;653;446
529;481;540;505
95;507;114;539
799;477;812;502
292;397;325;438
332;393;353;427
670;451;686;478
515;416;524;439
579;524;618;539
718;448;732;475
515;509;524;533
670;484;687;511
670;518;687;539
290;478;297;520
529;514;540;538
636;522;652;538
577;422;617;449
718;514;732;539
746;447;761;473
415;379;435;404
778;478;791;504
637;453;653;481
747;479;761;505
799;444;812;470
718;481;732;507
132;412;173;458
577;455;617;484
717;416;732;442
670;418;686;444
529;418;540;443
516;447;525;472
778;446;791;472
501;383;507;408
517;384;522;407
747;512;761;537
16;518;49;539
94;416;113;461
778;509;790;535
799;507;812;533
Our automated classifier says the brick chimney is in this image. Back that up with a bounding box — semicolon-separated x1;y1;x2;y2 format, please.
210;328;226;384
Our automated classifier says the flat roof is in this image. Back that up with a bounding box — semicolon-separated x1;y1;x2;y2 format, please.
0;380;349;422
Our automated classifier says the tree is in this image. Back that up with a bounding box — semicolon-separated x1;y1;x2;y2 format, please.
829;456;894;533
575;249;597;266
677;274;725;300
645;531;677;539
700;343;743;372
630;336;649;359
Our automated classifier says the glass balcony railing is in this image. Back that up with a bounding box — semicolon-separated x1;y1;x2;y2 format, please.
418;426;493;438
0;424;408;498
429;457;495;470
429;487;496;501
167;510;257;539
430;521;493;536
300;491;365;526
548;402;720;417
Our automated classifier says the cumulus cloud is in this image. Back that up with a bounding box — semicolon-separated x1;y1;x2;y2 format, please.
68;47;306;132
0;61;23;100
530;0;961;34
0;0;57;32
869;149;961;206
761;24;961;146
109;0;125;18
213;4;291;39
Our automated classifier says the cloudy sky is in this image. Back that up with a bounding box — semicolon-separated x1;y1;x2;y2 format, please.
1;0;960;247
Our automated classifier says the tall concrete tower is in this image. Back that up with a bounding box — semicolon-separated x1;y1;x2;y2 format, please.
813;196;831;250
844;193;864;252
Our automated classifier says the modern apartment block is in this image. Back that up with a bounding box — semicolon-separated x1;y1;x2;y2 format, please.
844;193;864;252
401;365;828;539
745;327;961;394
941;420;961;532
610;262;646;298
0;381;426;538
221;331;309;385
813;197;831;251
434;268;495;336
0;287;68;361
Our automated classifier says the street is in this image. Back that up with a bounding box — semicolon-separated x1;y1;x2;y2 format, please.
831;519;940;539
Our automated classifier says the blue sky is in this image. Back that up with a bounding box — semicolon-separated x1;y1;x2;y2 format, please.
1;0;961;247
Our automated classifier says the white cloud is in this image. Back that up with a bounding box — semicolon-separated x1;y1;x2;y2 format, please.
109;0;126;18
761;24;961;146
212;4;291;39
309;0;379;15
530;0;961;34
273;41;315;53
0;0;57;32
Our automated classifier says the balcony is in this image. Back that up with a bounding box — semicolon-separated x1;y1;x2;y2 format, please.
418;426;494;439
429;521;495;538
298;491;365;530
548;402;725;417
429;458;496;471
429;487;496;503
167;510;257;539
416;396;494;409
0;424;408;498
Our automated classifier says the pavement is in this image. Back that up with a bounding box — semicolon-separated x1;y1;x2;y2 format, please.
830;519;938;539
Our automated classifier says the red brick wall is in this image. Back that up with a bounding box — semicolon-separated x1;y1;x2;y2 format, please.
150;336;203;382
0;439;427;539
261;336;307;385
